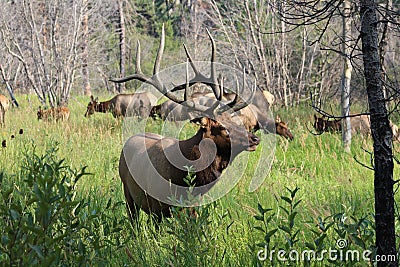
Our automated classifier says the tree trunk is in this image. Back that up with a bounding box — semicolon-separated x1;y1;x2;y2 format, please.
117;0;126;93
0;64;19;107
379;0;391;110
82;0;91;96
341;0;352;153
360;0;397;266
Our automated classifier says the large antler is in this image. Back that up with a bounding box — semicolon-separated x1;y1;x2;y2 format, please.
109;25;183;104
110;25;254;115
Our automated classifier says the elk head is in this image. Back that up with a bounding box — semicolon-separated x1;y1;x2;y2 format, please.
192;116;260;156
313;114;326;133
37;106;44;120
84;96;99;117
275;116;294;140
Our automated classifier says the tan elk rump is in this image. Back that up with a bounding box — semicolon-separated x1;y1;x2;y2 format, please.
111;25;260;221
0;94;10;112
0;94;10;127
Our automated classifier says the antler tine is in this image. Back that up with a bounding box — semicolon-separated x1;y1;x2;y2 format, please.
183;43;201;77
217;74;224;101
170;29;221;96
206;28;221;101
136;40;142;74
218;67;255;113
153;24;165;77
109;24;184;104
184;59;189;102
109;25;224;114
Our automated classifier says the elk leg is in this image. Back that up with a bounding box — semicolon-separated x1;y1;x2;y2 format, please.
123;185;139;225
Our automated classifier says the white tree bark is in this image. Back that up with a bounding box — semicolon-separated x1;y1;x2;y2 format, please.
341;0;352;153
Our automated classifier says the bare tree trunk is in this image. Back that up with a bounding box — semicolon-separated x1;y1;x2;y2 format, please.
0;64;19;107
341;0;352;153
379;0;391;110
296;27;307;105
244;0;270;92
360;0;397;265
82;0;91;96
117;0;126;93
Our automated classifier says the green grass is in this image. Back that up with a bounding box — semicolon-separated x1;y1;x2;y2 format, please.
0;94;399;266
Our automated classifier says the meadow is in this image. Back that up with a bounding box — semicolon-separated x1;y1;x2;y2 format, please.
0;94;399;266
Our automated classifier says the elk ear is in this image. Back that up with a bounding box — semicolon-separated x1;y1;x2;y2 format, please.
95;97;99;102
90;95;94;101
276;115;281;123
190;117;211;128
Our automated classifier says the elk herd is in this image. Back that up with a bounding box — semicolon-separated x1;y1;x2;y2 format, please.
1;26;398;225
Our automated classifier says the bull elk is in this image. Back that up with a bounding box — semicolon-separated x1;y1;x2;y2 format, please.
37;106;70;122
111;26;260;221
84;92;156;119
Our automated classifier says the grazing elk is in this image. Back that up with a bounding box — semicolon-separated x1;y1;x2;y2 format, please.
313;115;342;133
351;115;400;141
150;100;193;121
37;106;70;122
314;114;369;135
84;92;155;119
234;104;294;140
111;26;260;220
313;114;400;141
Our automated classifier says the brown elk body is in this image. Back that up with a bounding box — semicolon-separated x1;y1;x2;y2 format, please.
111;25;260;221
37;106;70;122
313;115;342;133
313;114;399;141
349;115;370;135
85;93;155;118
150;100;192;121
119;116;260;218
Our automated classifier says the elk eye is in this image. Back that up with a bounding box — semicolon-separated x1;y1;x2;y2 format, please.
222;128;230;137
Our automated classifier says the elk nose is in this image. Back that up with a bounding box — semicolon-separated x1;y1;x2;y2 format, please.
251;135;260;145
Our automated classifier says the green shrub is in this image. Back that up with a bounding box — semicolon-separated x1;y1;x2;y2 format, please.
0;142;129;266
254;187;376;266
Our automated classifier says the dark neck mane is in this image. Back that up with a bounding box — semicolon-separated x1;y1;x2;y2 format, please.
179;129;231;186
96;101;111;113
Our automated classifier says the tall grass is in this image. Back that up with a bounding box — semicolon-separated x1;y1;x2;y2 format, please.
0;94;399;266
